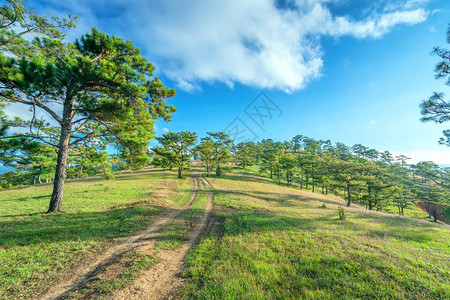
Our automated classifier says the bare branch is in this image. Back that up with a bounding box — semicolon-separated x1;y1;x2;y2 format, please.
0;93;63;124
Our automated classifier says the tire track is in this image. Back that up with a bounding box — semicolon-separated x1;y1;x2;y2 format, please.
40;174;202;300
112;176;214;300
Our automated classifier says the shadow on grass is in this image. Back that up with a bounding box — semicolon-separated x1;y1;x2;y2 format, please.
0;179;440;252
206;188;444;246
1;194;52;204
349;213;442;243
0;212;43;218
216;189;340;207
206;173;271;185
183;207;449;299
0;204;170;247
208;201;339;237
0;179;199;248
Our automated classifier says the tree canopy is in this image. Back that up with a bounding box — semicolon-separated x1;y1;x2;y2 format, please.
420;24;450;146
0;0;176;212
152;131;197;178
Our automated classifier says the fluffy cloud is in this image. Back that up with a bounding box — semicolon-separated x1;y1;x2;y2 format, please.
35;0;429;92
392;150;450;165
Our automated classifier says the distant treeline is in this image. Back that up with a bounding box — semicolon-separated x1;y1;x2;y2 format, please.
150;131;450;223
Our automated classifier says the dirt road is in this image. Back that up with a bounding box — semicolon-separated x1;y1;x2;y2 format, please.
40;173;214;300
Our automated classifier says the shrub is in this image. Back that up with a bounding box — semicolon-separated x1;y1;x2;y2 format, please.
338;206;346;220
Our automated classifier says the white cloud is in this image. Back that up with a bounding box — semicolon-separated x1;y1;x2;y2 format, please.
391;150;450;165
35;0;429;92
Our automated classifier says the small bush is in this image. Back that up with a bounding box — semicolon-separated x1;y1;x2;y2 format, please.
320;203;327;209
338;206;346;220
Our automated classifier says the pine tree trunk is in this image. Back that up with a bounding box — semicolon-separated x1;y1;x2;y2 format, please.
47;100;73;213
47;125;71;213
178;166;183;178
216;158;221;176
346;183;351;207
77;165;83;178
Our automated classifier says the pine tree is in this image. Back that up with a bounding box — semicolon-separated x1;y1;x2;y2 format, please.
0;2;176;212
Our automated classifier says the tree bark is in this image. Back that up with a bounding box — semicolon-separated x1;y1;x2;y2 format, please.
300;175;303;190
346;183;351;207
47;100;73;213
77;165;83;178
216;158;221;176
432;211;438;222
178;166;183;178
47;127;71;213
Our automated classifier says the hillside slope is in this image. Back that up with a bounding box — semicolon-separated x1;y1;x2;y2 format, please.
0;168;449;299
0;169;192;299
181;170;450;299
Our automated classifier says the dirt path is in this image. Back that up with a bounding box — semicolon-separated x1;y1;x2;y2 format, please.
111;176;214;300
40;173;213;300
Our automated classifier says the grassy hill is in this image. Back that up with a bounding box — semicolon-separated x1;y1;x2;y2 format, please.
0;167;449;299
180;169;450;299
0;168;192;299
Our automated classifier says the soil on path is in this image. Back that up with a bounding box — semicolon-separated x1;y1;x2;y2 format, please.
112;176;214;300
39;173;214;300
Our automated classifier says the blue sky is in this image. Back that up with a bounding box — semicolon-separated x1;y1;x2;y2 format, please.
16;0;450;163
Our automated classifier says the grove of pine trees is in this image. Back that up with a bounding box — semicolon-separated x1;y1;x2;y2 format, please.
0;1;448;223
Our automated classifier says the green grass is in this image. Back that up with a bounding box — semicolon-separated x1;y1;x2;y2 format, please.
65;251;159;299
235;163;431;220
156;184;209;251
0;168;192;299
181;171;450;299
2;166;448;299
65;176;210;298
